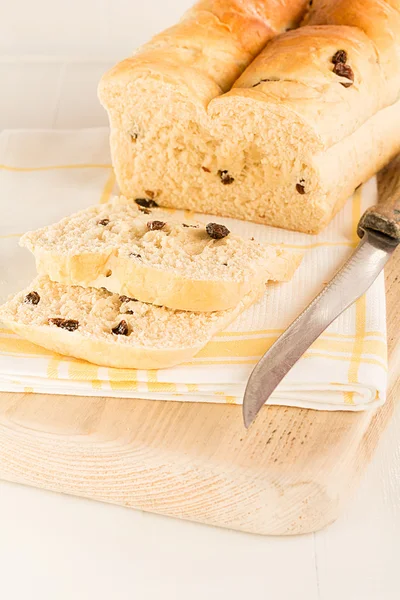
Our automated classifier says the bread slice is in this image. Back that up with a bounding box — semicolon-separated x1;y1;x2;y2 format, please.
0;276;265;370
20;196;302;312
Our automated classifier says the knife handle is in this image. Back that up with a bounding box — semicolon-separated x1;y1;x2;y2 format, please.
358;155;400;242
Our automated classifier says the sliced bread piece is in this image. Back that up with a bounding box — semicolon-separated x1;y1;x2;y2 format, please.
0;276;264;370
20;196;302;312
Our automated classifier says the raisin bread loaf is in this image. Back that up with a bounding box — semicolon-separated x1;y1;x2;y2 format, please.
99;0;400;233
20;196;302;312
0;276;264;370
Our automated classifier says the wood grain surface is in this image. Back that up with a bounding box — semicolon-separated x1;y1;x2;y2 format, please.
0;248;398;535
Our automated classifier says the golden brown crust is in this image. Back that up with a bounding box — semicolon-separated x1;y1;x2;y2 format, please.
305;0;400;104
32;248;302;312
99;0;400;235
182;0;309;56
2;321;200;370
99;0;310;101
233;24;383;146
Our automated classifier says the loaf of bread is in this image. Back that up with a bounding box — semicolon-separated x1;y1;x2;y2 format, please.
20;196;302;312
99;0;400;234
0;276;264;369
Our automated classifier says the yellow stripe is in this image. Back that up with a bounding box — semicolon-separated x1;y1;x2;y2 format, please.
344;391;355;405
348;296;367;383
108;380;138;391
184;353;387;369
108;367;137;391
217;329;282;337
68;361;102;389
47;358;61;379
187;383;199;393
0;233;22;239
0;331;386;365
225;396;237;404
2;327;384;343
195;336;386;360
217;329;385;340
277;241;356;250
0;163;112;172
24;386;33;394
99;170;116;204
147;370;157;383
322;330;384;340
108;368;137;381
306;351;386;369
348;187;368;385
146;369;177;393
196;338;278;358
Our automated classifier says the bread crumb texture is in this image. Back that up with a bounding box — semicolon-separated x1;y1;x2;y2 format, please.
21;196;294;283
0;276;256;350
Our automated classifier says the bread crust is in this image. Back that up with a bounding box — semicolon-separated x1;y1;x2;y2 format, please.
31;247;301;312
98;0;400;234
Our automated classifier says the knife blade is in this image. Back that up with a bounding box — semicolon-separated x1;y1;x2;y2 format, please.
243;157;400;428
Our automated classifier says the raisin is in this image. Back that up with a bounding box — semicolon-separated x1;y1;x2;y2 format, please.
182;223;199;228
202;166;211;173
218;170;235;185
98;218;110;226
333;62;354;87
48;318;79;332
147;220;165;231
139;207;151;215
206;223;230;240
105;270;112;277
144;190;155;199
130;252;142;259
135;198;158;209
112;320;129;336
119;295;138;303
130;132;138;141
222;262;228;266
24;291;40;305
332;50;347;65
296;183;306;194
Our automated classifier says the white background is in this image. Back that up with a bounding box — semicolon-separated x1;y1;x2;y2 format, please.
1;1;400;598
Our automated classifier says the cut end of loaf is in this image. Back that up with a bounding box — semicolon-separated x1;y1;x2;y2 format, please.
102;73;332;233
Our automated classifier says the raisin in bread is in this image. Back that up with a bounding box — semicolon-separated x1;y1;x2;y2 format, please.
0;276;264;370
98;0;400;234
20;196;302;312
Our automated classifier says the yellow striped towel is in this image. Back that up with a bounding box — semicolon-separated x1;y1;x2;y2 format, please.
0;128;387;410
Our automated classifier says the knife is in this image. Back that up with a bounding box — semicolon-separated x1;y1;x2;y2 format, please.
243;157;400;428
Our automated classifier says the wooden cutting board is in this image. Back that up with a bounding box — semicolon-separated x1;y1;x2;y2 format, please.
0;250;399;535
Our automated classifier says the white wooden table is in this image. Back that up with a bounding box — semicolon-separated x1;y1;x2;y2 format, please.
1;1;399;597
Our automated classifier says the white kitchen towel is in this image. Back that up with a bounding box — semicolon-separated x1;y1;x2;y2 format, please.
0;128;387;410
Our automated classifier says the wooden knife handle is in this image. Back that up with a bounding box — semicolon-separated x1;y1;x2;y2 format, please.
358;155;400;242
